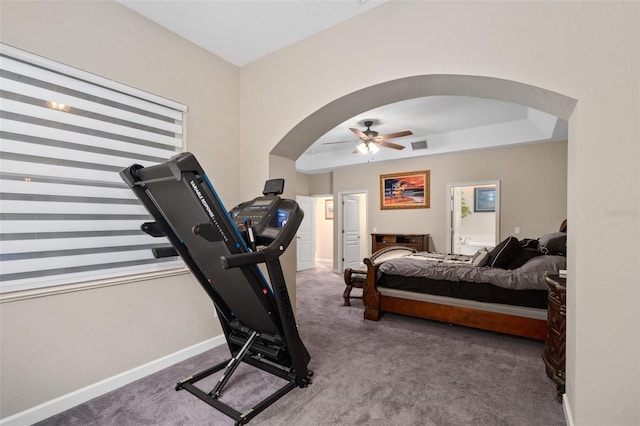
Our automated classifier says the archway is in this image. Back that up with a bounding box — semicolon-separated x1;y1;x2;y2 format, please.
270;73;576;325
271;74;576;162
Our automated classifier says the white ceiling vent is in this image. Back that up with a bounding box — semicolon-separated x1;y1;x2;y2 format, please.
411;140;428;150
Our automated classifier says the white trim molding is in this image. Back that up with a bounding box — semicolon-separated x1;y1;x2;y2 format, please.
0;335;225;426
0;268;190;303
563;393;575;426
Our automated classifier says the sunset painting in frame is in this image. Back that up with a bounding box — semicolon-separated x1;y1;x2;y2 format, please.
380;170;430;210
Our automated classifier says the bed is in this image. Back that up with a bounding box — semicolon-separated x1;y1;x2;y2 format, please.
359;225;567;340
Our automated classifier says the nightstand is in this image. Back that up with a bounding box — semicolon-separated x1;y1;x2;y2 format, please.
543;274;566;403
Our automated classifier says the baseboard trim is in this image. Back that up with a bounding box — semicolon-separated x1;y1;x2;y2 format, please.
563;393;575;426
0;335;225;426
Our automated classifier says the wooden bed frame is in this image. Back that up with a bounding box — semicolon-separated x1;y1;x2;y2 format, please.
361;254;548;341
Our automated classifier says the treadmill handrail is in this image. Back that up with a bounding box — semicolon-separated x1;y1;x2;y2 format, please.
220;250;266;269
220;239;286;269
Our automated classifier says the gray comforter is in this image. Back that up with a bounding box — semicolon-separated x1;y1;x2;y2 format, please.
377;252;566;290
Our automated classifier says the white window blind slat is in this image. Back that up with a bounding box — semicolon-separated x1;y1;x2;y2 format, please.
2;99;182;147
1;55;184;120
3;235;160;256
1;119;178;158
1;200;150;215
2;220;148;234
3;250;172;276
1;77;183;134
4;260;184;293
0;159;137;183
0;179;138;200
0;139;162;171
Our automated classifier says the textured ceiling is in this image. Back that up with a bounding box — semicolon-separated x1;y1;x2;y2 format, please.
117;0;388;67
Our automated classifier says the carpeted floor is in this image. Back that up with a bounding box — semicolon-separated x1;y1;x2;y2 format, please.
37;263;565;426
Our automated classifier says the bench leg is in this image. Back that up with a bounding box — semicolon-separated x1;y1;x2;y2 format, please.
343;284;353;306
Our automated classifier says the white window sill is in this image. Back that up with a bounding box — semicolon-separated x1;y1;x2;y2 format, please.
0;267;190;303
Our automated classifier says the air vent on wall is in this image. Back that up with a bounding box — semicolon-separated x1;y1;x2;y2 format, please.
411;140;428;150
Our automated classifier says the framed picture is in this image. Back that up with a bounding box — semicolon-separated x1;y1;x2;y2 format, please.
325;199;334;219
474;187;496;212
380;170;430;210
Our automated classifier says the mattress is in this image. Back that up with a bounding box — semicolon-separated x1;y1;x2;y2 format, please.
377;274;548;309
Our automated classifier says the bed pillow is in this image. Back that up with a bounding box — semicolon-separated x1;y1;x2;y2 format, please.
518;254;567;274
504;248;540;270
471;247;490;267
538;232;567;255
486;236;521;268
520;238;539;249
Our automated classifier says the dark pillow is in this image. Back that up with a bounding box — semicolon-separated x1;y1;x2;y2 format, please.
504;248;541;270
487;236;521;268
538;232;567;255
520;238;539;249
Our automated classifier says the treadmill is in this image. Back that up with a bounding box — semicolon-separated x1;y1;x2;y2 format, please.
120;152;312;425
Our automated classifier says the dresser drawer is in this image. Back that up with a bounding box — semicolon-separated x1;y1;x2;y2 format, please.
547;305;566;332
544;332;565;365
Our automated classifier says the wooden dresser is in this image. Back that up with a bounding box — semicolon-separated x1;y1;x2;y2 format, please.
543;274;566;403
371;233;429;253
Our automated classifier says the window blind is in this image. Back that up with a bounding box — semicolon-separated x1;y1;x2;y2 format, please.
0;44;186;293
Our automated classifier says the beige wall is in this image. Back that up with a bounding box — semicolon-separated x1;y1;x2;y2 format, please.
268;154;298;307
0;0;239;417
295;172;332;197
308;172;333;196
240;2;639;425
332;141;567;255
296;172;311;196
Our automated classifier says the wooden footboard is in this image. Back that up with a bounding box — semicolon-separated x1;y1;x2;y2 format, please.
362;257;382;321
361;256;547;340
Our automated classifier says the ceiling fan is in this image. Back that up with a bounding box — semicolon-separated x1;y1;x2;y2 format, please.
325;120;413;154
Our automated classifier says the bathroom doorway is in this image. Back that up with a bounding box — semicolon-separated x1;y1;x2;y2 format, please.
446;181;500;255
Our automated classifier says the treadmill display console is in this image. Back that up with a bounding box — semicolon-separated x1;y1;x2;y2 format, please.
230;196;297;247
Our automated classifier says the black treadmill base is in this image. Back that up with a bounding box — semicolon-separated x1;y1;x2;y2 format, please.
175;357;312;425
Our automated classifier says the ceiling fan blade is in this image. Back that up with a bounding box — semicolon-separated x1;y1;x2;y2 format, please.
350;127;369;140
352;147;361;154
323;140;353;145
377;140;406;150
376;130;413;140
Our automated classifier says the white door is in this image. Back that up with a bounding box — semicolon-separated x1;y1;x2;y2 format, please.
342;194;361;270
296;196;315;271
451;187;463;254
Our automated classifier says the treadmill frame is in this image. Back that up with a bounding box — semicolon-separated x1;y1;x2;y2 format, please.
120;153;311;425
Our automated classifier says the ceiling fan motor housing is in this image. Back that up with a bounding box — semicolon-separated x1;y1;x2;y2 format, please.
363;120;378;139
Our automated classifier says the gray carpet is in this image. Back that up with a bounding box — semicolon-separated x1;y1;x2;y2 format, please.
37;264;565;426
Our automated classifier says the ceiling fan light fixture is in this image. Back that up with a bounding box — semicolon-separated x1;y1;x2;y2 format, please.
329;121;412;155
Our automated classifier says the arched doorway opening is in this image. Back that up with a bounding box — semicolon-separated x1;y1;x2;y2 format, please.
271;74;575;272
271;74;576;162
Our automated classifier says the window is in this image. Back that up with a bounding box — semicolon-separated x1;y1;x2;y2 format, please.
0;44;187;294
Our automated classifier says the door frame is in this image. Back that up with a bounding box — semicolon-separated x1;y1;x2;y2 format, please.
295;195;316;271
445;180;500;254
337;190;368;273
